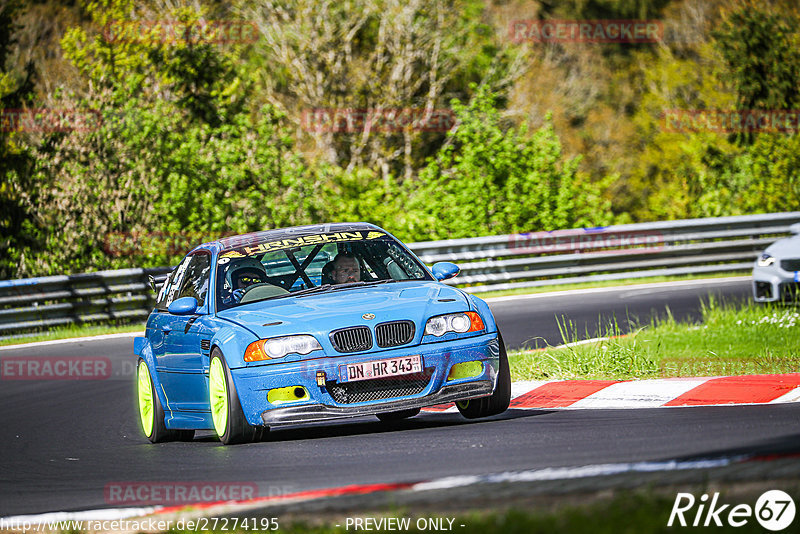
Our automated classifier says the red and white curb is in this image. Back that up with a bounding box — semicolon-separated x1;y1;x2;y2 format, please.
424;374;800;412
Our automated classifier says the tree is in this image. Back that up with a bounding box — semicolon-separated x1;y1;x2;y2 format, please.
24;0;318;275
407;85;614;240
244;0;521;182
0;0;37;279
712;1;800;115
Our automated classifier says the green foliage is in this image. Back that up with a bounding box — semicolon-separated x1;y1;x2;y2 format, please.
544;0;672;20
623;0;800;220
25;0;319;274
712;1;800;113
0;0;37;279
4;0;800;278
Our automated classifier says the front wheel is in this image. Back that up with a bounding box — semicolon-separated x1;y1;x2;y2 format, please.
209;350;267;445
137;359;193;442
456;332;511;419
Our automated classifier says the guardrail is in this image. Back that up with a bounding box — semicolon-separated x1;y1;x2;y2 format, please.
0;267;171;338
420;211;800;293
1;212;798;338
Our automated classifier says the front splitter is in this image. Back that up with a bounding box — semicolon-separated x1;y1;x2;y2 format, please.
260;380;493;426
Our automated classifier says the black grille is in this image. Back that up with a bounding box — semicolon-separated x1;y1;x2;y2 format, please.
755;281;773;300
200;339;211;351
781;259;800;272
330;326;372;353
327;369;433;404
375;320;415;348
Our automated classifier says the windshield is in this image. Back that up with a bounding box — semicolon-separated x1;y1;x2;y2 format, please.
215;229;431;310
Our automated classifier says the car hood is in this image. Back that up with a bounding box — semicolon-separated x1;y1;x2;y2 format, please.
765;235;800;258
216;281;470;339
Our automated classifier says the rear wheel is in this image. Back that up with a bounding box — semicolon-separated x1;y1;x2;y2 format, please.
137;359;193;442
209;350;266;445
456;332;511;419
376;408;420;422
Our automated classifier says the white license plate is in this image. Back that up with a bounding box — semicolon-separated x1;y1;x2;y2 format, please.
340;355;423;383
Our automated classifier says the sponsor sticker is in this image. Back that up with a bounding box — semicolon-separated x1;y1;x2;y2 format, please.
239;231;385;256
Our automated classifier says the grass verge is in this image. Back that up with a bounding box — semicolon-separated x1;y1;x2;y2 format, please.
0;322;145;347
508;298;800;381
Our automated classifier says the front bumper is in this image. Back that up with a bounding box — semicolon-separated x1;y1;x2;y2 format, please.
260;380;492;426
230;332;500;426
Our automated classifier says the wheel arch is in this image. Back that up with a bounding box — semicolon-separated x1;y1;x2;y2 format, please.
133;337;171;416
210;326;258;370
466;293;498;334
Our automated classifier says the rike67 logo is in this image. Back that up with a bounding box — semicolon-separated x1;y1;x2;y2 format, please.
668;490;796;531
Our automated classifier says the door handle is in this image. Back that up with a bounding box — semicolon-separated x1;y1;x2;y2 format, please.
161;325;172;333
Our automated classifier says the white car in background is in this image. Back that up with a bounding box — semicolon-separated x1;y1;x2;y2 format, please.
753;222;800;302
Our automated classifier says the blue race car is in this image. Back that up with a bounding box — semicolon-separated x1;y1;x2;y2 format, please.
134;223;510;444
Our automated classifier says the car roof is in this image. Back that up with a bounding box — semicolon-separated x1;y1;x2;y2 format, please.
192;222;383;254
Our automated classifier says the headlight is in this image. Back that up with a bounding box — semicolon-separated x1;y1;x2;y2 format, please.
757;253;775;267
424;312;485;337
244;335;322;362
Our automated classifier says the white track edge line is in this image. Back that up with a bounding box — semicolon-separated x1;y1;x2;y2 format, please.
410;455;748;490
0;331;144;351
484;276;750;303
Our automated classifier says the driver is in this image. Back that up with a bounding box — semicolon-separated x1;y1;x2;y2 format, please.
223;257;267;304
330;253;361;284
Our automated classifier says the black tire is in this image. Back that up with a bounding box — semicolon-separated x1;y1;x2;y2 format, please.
376;408;421;422
210;350;267;445
456;332;511;419
138;359;189;443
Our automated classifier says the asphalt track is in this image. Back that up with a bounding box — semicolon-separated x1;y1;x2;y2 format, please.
5;276;797;518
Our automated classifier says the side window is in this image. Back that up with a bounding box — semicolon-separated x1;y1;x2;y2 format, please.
177;253;211;307
155;255;192;311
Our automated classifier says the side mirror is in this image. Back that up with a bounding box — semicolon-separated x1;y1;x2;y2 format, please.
168;296;198;315
790;222;800;235
431;262;460;281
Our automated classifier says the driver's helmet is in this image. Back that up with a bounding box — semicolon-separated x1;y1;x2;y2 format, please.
224;257;267;291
